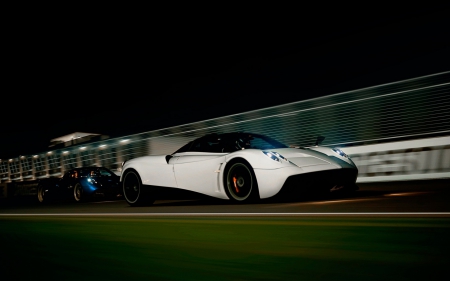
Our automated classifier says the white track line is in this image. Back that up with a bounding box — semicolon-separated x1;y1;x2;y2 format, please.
1;213;450;216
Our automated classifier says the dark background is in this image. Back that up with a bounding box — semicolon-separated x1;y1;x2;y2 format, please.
1;6;449;159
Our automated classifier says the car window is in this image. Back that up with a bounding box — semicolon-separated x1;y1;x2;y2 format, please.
79;169;90;177
207;141;222;153
173;141;193;154
191;138;210;152
63;171;72;179
220;138;240;153
189;135;222;153
63;170;80;179
99;169;113;176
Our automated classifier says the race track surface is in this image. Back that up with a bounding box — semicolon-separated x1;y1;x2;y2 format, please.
1;179;449;216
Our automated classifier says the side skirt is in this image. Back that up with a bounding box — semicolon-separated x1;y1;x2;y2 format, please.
143;185;214;200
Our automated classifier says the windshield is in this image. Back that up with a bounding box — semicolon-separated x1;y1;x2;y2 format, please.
235;133;288;150
172;132;288;154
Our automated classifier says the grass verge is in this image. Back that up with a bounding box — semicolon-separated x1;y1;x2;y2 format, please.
1;216;449;281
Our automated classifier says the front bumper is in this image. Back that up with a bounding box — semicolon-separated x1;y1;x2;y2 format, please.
255;164;357;197
277;168;358;198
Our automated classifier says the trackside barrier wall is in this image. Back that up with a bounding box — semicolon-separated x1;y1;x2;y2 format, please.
0;71;449;189
340;136;450;182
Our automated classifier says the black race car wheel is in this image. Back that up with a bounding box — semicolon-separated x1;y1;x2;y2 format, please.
122;169;155;207
225;160;259;203
74;183;84;202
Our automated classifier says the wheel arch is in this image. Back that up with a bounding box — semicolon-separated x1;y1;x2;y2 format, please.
121;168;142;183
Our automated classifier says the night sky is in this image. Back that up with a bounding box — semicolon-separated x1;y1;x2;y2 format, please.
1;6;449;159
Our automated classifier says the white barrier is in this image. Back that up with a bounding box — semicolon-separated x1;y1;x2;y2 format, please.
340;136;450;182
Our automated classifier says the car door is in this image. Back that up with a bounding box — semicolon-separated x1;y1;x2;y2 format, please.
56;170;78;197
171;136;227;197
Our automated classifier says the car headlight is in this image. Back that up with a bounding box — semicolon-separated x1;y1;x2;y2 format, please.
263;151;295;165
332;148;349;158
271;151;287;161
263;151;281;162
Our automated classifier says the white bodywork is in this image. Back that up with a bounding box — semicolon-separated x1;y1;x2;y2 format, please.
120;145;358;200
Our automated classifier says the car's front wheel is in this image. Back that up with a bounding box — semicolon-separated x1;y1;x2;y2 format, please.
224;160;259;203
122;169;155;206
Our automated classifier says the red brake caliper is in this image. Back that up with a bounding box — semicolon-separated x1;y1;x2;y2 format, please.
233;176;240;193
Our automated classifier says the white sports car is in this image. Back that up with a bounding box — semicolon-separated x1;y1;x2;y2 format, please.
121;132;358;206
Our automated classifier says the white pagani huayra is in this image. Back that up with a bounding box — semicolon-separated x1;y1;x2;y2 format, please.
121;132;358;206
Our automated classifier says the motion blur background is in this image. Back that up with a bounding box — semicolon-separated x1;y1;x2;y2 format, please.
2;5;449;159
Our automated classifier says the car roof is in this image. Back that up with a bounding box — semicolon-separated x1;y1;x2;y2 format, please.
67;167;111;172
206;132;259;138
70;166;100;170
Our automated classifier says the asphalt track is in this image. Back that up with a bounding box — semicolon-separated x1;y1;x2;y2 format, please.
0;179;449;216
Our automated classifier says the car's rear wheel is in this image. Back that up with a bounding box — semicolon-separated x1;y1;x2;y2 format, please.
224;160;259;203
37;184;48;203
122;169;155;206
74;183;84;202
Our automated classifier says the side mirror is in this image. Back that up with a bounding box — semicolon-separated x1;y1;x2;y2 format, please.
315;136;325;146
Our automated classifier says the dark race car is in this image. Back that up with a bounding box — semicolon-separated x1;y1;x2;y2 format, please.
37;166;121;203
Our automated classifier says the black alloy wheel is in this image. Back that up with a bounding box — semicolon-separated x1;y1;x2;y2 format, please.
225;161;258;203
122;169;155;206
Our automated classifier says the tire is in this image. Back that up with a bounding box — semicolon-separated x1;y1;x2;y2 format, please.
122;169;155;206
73;183;84;202
37;184;49;204
224;160;259;203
